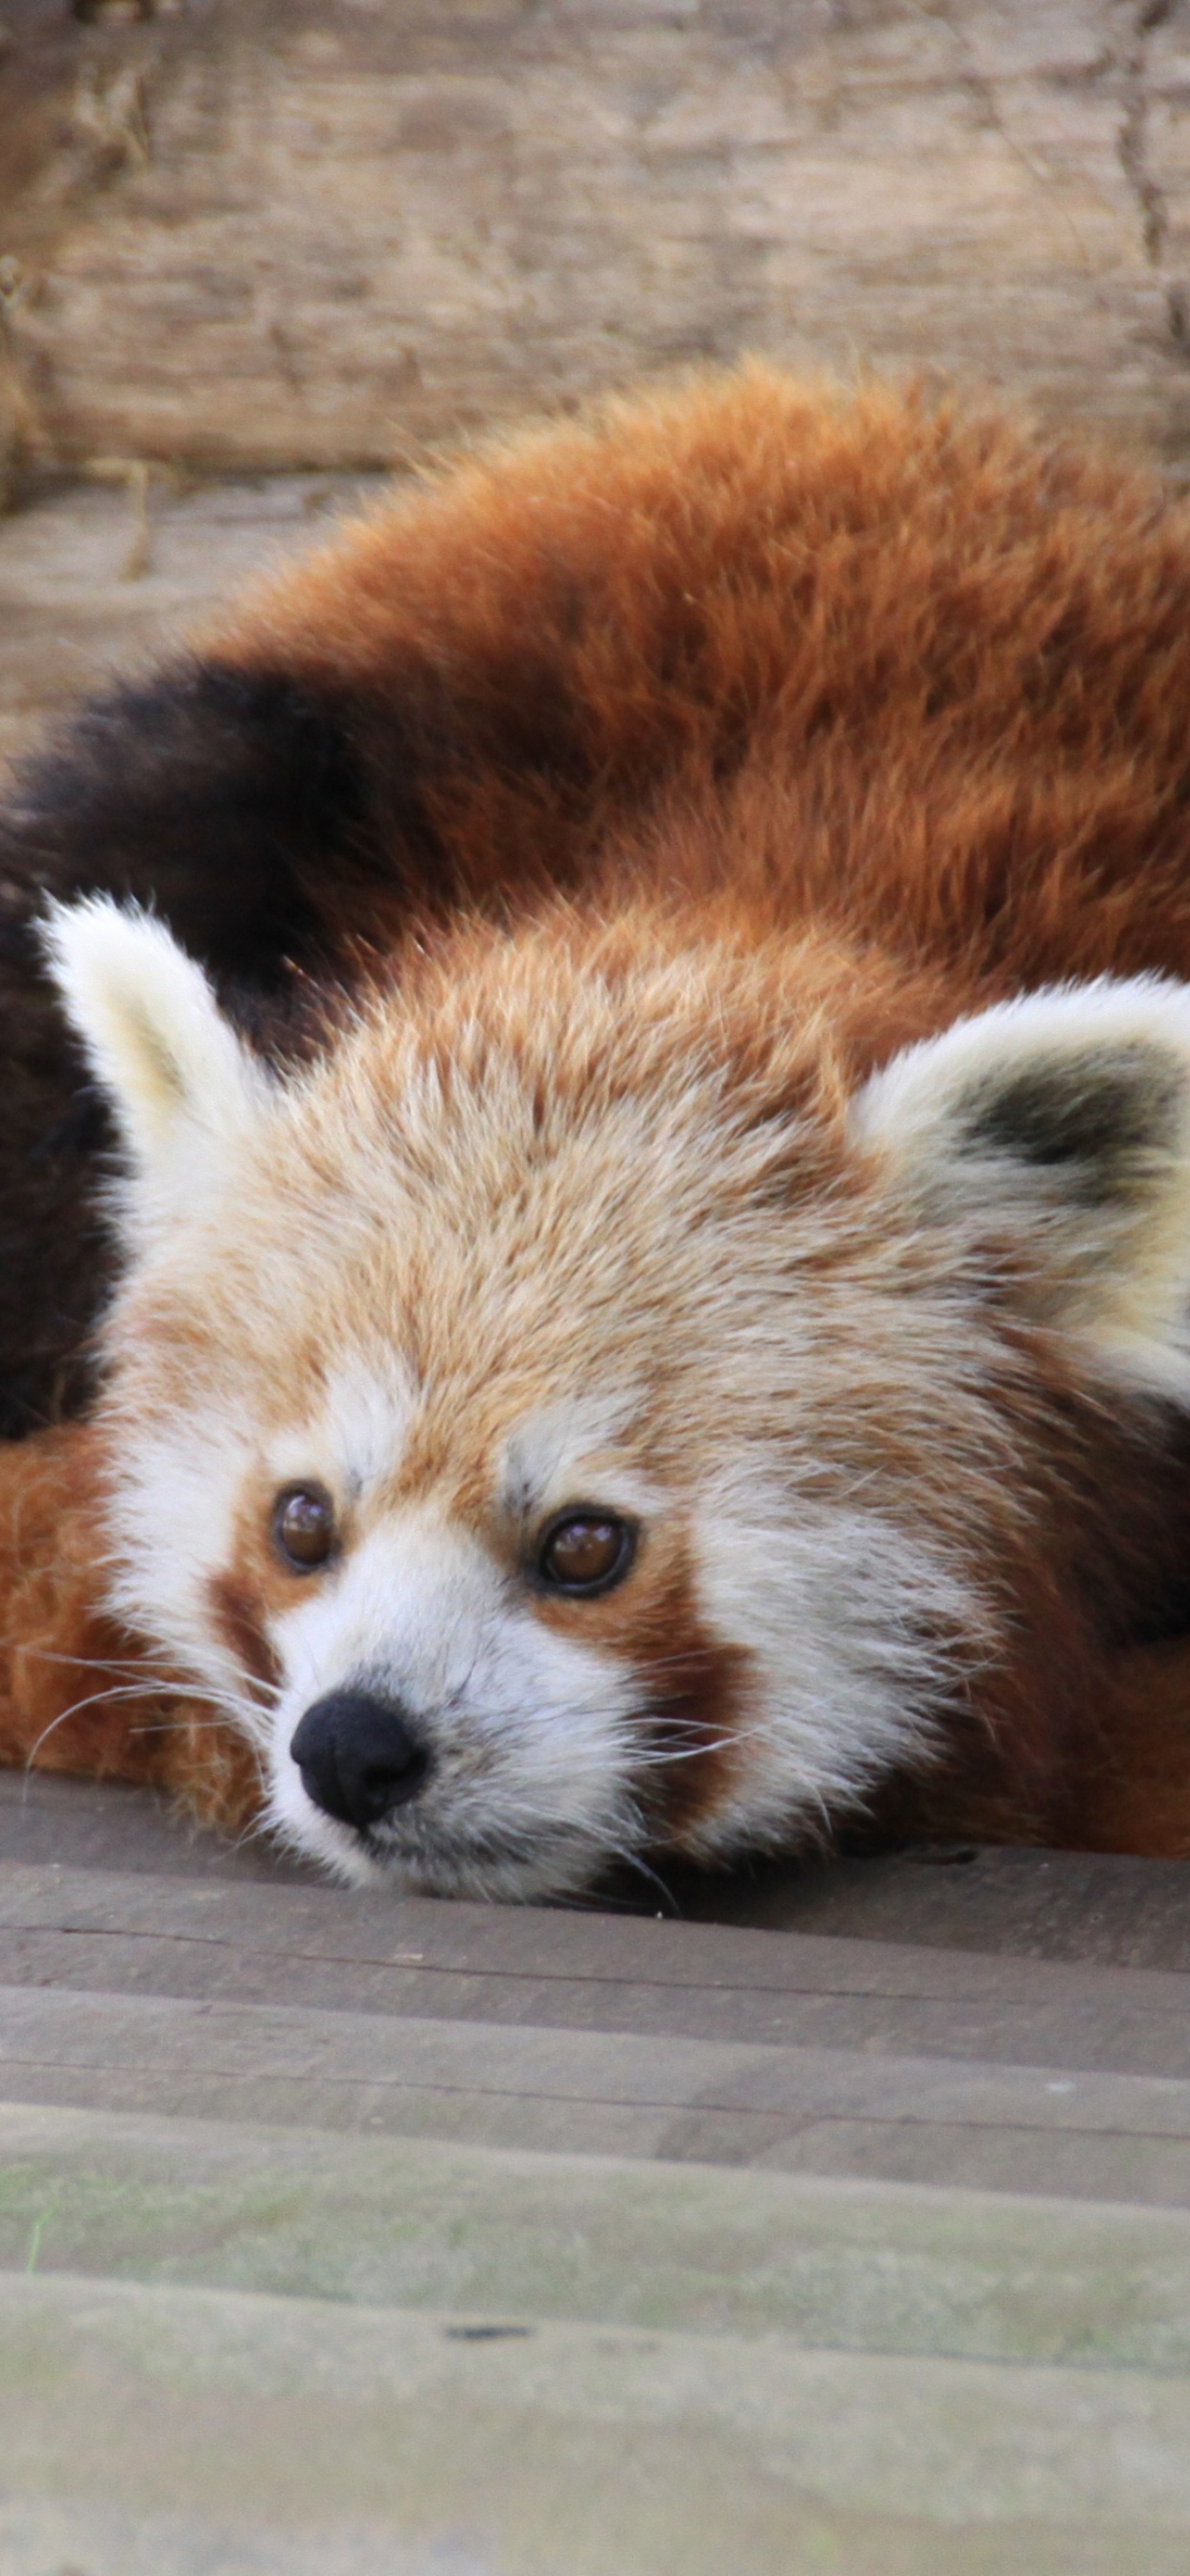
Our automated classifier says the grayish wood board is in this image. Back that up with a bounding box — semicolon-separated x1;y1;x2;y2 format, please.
0;1769;311;1883
7;2269;1190;2568
12;1858;1190;2058
8;2097;1190;2374
8;1968;1190;2200
0;2496;1180;2576
7;1757;1190;2552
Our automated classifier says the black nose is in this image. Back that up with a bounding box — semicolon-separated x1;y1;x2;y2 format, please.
289;1690;430;1832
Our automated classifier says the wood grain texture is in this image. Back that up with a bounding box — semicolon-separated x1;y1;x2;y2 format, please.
8;1813;1190;2549
12;2095;1190;2370
2;2;1190;475
9;2269;1190;2566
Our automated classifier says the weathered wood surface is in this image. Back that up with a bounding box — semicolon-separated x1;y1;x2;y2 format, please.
2;1;1190;480
11;1835;1190;2198
9;2270;1190;2574
12;2094;1190;2367
5;1785;1190;2557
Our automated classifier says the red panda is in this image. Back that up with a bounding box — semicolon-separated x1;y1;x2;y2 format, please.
9;363;1190;1895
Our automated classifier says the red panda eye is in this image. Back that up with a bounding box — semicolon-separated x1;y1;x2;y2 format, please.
272;1484;336;1572
537;1511;634;1596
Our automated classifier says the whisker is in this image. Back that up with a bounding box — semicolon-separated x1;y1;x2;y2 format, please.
18;1668;271;1773
22;1680;172;1770
599;1842;683;1918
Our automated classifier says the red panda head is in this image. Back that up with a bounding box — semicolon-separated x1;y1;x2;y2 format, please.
43;895;1190;1898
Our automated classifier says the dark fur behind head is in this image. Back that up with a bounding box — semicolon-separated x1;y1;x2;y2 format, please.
0;659;403;1433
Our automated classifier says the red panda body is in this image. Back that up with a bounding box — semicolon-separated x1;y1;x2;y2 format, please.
11;368;1190;1891
208;366;1190;1005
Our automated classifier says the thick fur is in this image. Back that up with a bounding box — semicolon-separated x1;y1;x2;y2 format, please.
11;366;1190;1885
0;1425;260;1830
14;367;1190;1427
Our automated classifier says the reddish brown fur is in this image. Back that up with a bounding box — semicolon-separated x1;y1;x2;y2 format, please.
207;1571;282;1703
534;1529;752;1840
12;365;1190;1856
0;1428;260;1831
209;369;1190;1001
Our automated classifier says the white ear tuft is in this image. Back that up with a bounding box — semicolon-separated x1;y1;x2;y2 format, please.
852;978;1190;1399
42;897;270;1223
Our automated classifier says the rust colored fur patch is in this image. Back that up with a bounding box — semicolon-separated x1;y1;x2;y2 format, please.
0;1424;261;1833
207;1570;281;1701
638;1628;754;1848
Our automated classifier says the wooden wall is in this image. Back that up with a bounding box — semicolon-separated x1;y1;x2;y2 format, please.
1;1;1189;479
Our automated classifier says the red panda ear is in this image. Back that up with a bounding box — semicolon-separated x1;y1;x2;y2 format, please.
41;897;270;1230
850;979;1190;1400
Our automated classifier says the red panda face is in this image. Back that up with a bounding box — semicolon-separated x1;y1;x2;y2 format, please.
103;1353;987;1903
43;898;1190;1898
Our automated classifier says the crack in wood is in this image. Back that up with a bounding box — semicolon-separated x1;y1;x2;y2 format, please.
1118;0;1190;373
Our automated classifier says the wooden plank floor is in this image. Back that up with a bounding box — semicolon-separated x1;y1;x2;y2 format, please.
0;1774;1189;2567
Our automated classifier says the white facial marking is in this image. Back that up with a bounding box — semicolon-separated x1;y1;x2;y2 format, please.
106;1410;264;1722
268;1509;644;1899
500;1392;657;1524
687;1475;988;1861
266;1352;417;1499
